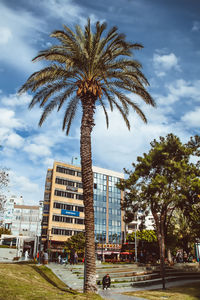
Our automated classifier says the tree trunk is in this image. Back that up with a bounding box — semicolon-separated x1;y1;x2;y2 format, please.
80;97;96;293
153;211;166;290
159;224;166;290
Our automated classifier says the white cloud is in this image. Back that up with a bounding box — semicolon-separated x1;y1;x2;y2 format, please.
192;21;200;32
92;103;188;171
4;133;24;149
39;0;100;26
181;107;200;128
153;52;180;77
1;92;32;107
0;108;23;129
8;170;41;204
156;79;200;106
0;27;12;44
24;143;51;158
0;3;44;73
167;79;200;100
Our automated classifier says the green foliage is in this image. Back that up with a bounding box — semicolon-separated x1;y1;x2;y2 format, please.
118;133;200;257
127;230;157;243
0;227;11;237
19;19;155;135
64;232;85;253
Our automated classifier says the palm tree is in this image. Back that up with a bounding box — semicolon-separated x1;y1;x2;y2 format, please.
19;19;155;292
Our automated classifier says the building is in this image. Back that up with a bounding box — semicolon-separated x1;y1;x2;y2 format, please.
41;161;124;259
2;195;24;229
11;203;43;237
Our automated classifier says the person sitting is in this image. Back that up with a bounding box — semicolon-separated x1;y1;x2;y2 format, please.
102;274;111;290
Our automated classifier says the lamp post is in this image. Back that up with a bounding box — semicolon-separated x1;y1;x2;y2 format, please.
135;227;137;263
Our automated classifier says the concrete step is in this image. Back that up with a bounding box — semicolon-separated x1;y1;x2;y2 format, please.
131;274;200;287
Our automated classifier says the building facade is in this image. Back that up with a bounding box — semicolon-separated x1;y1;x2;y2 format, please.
11;204;43;237
1;195;24;229
41;161;124;257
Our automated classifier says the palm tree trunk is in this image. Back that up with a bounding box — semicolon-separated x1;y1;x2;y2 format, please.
80;97;96;293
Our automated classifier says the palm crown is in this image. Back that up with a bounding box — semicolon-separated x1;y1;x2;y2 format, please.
19;19;155;133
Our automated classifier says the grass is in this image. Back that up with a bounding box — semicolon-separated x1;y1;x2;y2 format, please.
124;282;200;300
0;263;102;300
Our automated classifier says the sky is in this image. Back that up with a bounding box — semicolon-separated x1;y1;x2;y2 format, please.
0;0;200;205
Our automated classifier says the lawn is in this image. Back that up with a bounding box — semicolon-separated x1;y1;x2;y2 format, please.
0;263;102;300
124;282;200;300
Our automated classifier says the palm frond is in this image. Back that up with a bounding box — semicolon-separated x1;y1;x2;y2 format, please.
62;96;79;134
98;98;109;128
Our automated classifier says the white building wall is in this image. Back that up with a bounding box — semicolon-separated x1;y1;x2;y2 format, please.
11;204;42;237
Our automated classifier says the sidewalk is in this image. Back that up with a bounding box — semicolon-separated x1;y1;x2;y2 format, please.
47;263;200;300
47;263;148;299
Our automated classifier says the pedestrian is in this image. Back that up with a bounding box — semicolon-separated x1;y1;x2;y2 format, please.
25;250;29;261
102;274;111;290
70;249;74;265
58;254;61;264
43;251;48;264
74;251;78;264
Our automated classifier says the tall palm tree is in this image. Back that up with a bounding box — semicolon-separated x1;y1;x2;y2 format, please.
19;19;155;292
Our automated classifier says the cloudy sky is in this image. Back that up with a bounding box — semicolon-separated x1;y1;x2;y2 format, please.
0;0;200;204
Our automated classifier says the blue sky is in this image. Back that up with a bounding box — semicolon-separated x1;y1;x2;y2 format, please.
0;0;200;204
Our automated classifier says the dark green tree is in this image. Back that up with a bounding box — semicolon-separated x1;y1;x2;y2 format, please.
118;134;200;289
19;19;155;292
64;232;85;253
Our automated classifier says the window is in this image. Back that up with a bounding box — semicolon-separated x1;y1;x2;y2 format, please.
77;171;82;177
75;206;84;212
103;196;106;202
43;204;49;213
56;166;75;176
52;215;73;223
54;190;74;199
109;197;112;203
94;183;97;189
94;194;97;200
42;216;49;224
109;176;112;181
103;185;107;191
53;202;73;210
76;182;83;188
109;186;112;192
103;207;106;213
76;194;83;200
94;173;97;178
44;193;50;201
52;228;72;236
74;218;84;225
42;229;47;235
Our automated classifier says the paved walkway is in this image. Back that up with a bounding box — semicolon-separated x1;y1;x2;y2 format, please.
47;263;148;299
47;263;200;300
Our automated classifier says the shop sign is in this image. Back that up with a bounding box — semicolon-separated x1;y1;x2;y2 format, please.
61;209;80;217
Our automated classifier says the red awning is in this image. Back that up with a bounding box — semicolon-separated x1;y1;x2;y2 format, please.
120;252;130;255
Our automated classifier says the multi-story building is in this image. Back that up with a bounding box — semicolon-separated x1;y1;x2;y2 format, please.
11;203;43;237
2;195;24;229
41;161;124;259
